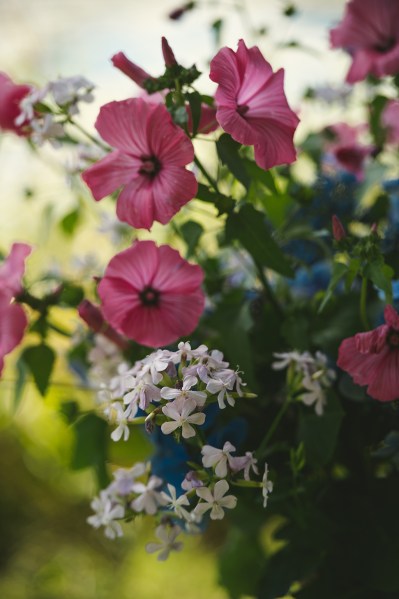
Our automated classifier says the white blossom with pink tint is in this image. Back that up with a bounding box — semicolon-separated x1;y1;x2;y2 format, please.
194;480;237;520
161;397;205;439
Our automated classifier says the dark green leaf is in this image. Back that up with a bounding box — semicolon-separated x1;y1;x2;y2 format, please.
318;261;348;312
71;413;109;488
180;220;204;257
219;529;264;599
21;343;56;396
59;400;80;424
216;133;250;189
186;91;202;136
225;204;294;277
59;283;84;307
59;208;80;236
196;182;234;214
364;260;393;303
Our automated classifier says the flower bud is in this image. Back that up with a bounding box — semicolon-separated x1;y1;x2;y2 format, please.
168;2;195;20
161;37;177;68
78;300;129;350
111;52;153;88
332;214;346;241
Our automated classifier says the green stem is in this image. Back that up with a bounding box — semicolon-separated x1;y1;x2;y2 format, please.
360;276;370;330
67;118;109;151
194;156;220;193
254;261;284;318
256;395;291;459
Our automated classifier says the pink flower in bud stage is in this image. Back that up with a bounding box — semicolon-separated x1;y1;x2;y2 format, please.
98;240;205;348
209;39;299;171
337;305;399;402
0;73;32;135
0;243;32;375
161;37;177;67
81;98;197;229
326;122;374;181
382;100;399;146
330;0;399;83
332;214;346;241
111;52;154;88
78;299;129;350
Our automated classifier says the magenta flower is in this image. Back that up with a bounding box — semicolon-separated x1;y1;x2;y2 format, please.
0;243;32;375
337;305;399;402
81;98;197;229
382;100;399;145
209;39;299;171
0;73;32;135
330;0;399;83
326;123;374;181
98;240;205;347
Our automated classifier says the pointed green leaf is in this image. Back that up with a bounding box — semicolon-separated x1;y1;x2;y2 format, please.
216;133;250;189
21;343;56;396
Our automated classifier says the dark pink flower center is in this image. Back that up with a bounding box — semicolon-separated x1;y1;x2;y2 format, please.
139;285;160;307
237;104;249;116
374;37;396;54
387;329;399;349
139;155;162;179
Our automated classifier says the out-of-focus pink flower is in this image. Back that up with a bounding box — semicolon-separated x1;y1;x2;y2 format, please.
326;122;374;180
330;0;399;83
332;215;346;241
81;98;197;230
0;243;32;375
0;73;32;135
337;305;399;402
382;100;399;145
98;240;205;347
209;39;299;171
78;300;129;350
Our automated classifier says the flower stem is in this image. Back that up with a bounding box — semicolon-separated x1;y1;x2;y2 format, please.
194;156;220;194
256;395;291;459
255;261;284;318
67;118;109;151
360;276;370;330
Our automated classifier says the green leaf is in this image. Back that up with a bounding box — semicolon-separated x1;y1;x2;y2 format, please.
318;261;348;313
298;392;344;467
71;413;109;488
59;283;84;307
21;343;56;396
216;133;250;189
180;220;204;257
219;528;264;599
13;356;28;411
195;182;234;214
243;159;279;194
225;204;294;277
364;260;393;303
186;91;202;136
59;208;80;236
59;400;80;424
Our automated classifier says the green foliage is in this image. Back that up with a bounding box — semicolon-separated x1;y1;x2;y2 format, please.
20;343;56;396
70;413;110;488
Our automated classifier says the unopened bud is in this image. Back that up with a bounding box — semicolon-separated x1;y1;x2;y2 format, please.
111;52;153;88
332;215;346;241
78;300;129;350
168;2;195;20
161;37;178;67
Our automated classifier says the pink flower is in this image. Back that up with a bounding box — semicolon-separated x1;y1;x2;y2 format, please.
209;39;299;171
330;0;399;83
81;98;197;229
97;240;205;347
111;52;154;88
0;73;32;135
382;100;399;145
337;305;399;402
0;243;32;375
326;123;374;180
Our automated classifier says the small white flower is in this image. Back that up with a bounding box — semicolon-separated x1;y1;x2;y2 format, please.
160;484;191;519
161;397;205;439
105;402;136;442
194;480;237;520
301;375;327;416
87;490;125;539
124;377;161;411
131;475;167;515
15;86;47;125
229;451;259;481
146;524;183;561
31;113;65;147
181;470;204;491
134;349;175;384
206;369;240;409
201;442;236;478
50;75;95;115
261;464;273;508
272;351;313;371
109;462;147;496
161;375;207;407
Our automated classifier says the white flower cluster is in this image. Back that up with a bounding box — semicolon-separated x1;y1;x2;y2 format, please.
272;350;336;415
97;341;246;443
88;452;272;559
15;75;95;146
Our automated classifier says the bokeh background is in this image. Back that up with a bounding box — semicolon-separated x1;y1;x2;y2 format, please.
0;1;350;597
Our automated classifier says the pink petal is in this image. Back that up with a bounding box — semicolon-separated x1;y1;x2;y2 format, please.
0;303;28;375
95;98;152;155
384;305;399;330
116;177;155;229
152;245;204;292
253;121;297;170
82;151;136;201
0;242;31;297
98;277;141;334
101;240;159;290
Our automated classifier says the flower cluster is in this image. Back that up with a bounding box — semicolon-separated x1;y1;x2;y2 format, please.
272;350;336;415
